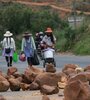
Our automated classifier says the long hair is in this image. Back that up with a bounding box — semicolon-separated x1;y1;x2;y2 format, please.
47;33;55;44
51;34;55;44
6;37;11;45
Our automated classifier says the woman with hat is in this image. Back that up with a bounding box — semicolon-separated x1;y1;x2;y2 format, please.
2;31;16;67
41;27;56;49
41;27;56;67
21;32;36;66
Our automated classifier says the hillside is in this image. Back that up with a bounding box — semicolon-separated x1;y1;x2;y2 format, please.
2;0;90;17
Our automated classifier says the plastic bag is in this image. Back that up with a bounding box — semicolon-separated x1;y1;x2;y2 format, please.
13;52;18;62
19;53;26;62
31;50;40;65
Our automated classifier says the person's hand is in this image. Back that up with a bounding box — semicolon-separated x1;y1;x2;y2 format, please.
21;51;24;54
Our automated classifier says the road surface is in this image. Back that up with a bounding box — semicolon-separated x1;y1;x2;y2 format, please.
0;54;90;73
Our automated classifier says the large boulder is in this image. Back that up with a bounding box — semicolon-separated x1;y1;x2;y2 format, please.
45;63;56;73
62;64;78;72
84;65;90;72
0;75;7;81
55;72;68;82
21;74;32;84
0;75;10;92
13;72;22;78
64;80;90;100
68;73;88;83
7;67;17;75
22;66;44;84
81;72;90;84
63;68;77;77
40;85;59;95
29;66;44;74
22;69;37;83
62;64;78;76
34;72;66;88
8;78;21;91
29;82;39;90
0;81;10;92
34;72;59;87
0;71;6;78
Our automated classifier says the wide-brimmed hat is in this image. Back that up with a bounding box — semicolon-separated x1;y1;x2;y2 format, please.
4;31;13;37
39;31;43;34
45;27;53;33
23;32;32;37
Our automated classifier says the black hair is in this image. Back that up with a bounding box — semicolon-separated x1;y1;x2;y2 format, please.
50;34;55;44
6;37;11;45
47;33;55;44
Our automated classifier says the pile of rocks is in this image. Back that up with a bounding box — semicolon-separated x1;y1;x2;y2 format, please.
0;63;62;95
1;63;90;100
63;64;90;100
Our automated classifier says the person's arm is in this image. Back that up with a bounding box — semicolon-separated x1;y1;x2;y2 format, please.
40;36;47;49
53;35;56;44
21;38;24;51
12;38;16;51
2;38;5;49
31;36;36;50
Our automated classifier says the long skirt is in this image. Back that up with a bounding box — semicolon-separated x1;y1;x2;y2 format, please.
24;48;34;57
2;48;14;57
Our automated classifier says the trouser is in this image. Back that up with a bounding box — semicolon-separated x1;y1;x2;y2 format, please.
5;56;12;67
27;57;32;66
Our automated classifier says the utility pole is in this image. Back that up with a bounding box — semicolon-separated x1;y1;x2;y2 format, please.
72;0;77;29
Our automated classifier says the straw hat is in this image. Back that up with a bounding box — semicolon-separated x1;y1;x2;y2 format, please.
23;32;32;37
45;27;53;33
4;31;13;37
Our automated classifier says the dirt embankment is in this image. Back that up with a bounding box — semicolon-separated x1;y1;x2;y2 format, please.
14;0;90;16
2;0;90;17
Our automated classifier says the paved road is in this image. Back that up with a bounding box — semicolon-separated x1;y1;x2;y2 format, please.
55;54;90;68
0;54;90;73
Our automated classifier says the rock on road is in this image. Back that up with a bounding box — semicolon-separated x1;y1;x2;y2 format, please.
0;54;90;100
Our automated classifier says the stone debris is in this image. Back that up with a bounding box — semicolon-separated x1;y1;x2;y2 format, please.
0;64;90;100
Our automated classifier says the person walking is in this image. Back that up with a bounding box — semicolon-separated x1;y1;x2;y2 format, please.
21;32;36;67
2;31;16;67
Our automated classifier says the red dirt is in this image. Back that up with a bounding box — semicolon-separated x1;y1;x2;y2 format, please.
14;0;90;16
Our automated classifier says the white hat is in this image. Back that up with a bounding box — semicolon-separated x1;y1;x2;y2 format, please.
39;32;43;34
4;31;13;37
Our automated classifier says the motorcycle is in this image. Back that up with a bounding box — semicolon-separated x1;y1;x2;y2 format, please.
43;48;56;68
35;32;44;60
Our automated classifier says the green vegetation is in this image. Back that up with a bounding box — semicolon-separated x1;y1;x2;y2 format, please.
0;1;90;55
73;17;90;55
